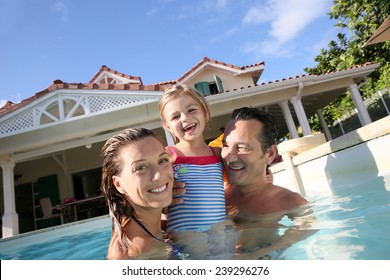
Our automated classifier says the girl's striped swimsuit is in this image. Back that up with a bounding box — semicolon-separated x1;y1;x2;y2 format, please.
166;146;226;232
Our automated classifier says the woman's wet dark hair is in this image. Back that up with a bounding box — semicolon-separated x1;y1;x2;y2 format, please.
101;127;164;247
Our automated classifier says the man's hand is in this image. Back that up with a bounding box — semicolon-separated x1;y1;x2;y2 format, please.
162;181;185;224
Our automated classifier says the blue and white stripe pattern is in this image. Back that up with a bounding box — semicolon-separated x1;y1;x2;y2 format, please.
167;161;226;232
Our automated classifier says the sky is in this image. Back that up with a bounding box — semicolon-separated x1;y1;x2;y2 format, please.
0;0;339;108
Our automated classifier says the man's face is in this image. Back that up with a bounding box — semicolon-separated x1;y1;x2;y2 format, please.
221;119;271;188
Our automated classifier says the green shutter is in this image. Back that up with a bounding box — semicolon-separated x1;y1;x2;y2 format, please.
194;82;203;93
214;75;224;93
38;174;60;205
194;81;211;96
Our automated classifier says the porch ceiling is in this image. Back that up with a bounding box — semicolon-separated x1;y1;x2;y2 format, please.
0;100;162;158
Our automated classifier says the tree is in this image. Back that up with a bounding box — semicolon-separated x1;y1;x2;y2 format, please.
305;0;390;129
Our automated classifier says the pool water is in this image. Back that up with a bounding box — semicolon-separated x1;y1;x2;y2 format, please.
1;174;389;260
0;216;112;260
280;175;390;260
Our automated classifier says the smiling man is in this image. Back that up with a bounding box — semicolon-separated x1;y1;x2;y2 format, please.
221;107;308;218
170;107;314;258
220;107;316;258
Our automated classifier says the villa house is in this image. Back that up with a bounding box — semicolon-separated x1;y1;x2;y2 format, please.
0;57;380;238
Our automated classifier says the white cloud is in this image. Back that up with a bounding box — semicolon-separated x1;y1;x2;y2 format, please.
176;0;230;20
52;1;69;23
211;27;239;44
214;0;230;9
241;0;331;57
241;39;292;59
270;0;329;44
242;5;274;25
0;99;7;108
244;0;329;43
146;7;158;17
198;0;229;13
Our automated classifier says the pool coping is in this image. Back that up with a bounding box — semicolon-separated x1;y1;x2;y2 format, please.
0;214;110;244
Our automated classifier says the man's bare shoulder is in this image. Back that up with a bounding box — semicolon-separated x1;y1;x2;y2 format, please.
271;184;308;206
224;183;308;216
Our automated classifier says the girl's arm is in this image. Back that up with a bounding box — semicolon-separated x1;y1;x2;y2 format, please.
165;146;177;163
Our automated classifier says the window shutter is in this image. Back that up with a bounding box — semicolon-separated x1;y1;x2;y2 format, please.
214;75;224;93
194;81;211;96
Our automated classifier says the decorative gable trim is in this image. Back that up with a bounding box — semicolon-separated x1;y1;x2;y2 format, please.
89;65;142;84
0;89;162;138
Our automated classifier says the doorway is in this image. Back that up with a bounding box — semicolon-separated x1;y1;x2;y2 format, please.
72;168;102;200
15;183;35;233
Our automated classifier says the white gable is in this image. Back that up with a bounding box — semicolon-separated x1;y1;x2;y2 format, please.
0;89;161;138
91;71;140;85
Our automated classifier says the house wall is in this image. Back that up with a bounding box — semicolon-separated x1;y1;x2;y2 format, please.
187;68;256;92
0;143;105;214
65;143;104;198
66;144;103;176
14;157;69;197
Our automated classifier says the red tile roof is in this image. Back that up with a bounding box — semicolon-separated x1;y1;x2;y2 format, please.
222;62;375;93
0;60;376;117
89;65;143;84
0;80;167;117
176;57;265;82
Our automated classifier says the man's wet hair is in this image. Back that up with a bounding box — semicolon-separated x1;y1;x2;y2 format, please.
231;107;278;152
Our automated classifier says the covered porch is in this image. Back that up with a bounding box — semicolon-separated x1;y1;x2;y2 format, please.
0;62;381;238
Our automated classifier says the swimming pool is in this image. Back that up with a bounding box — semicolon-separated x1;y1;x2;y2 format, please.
1;173;389;260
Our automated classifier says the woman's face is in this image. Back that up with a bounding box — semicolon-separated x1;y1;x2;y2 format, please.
112;136;173;209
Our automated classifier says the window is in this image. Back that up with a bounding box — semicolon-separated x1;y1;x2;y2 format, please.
40;98;85;125
194;75;224;96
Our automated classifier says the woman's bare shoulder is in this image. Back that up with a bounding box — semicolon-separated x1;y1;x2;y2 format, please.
107;233;126;260
107;232;140;260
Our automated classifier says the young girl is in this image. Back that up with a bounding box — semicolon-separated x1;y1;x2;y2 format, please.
159;84;226;233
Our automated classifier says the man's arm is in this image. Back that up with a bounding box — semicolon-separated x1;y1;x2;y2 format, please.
234;205;317;259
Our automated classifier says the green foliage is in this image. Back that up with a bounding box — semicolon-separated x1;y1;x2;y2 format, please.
304;0;390;127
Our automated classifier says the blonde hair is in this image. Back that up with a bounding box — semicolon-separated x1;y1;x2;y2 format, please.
159;84;211;143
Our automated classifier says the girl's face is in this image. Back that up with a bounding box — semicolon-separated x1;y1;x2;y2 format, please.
162;95;207;143
112;136;173;209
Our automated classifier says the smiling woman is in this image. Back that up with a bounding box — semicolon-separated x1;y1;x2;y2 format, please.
100;127;175;259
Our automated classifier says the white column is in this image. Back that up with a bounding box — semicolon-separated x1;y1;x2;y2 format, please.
164;128;175;146
377;90;390;115
1;161;19;238
337;118;346;135
316;109;332;141
279;152;306;196
290;96;312;136
279;100;299;139
348;84;372;126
